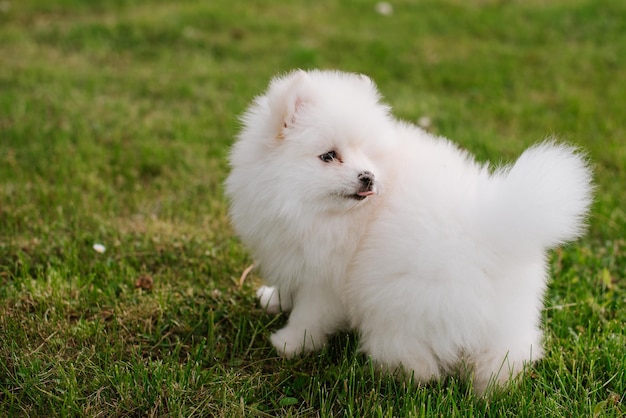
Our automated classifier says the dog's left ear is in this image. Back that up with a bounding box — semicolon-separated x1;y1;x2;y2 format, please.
278;70;310;139
357;73;373;84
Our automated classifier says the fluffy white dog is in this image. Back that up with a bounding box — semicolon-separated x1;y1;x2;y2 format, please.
225;70;593;394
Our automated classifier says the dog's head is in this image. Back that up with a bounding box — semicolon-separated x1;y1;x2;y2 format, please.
232;70;394;214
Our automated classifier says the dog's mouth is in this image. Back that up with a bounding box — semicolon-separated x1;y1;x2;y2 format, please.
342;171;377;201
348;190;375;201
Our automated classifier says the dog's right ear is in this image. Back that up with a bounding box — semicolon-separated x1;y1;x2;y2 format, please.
270;70;311;140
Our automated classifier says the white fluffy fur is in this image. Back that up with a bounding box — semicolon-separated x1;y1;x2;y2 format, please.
225;70;593;395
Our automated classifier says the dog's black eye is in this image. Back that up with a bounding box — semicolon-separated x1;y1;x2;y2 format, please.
319;150;338;163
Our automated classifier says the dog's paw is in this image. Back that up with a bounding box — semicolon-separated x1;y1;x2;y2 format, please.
270;326;326;357
256;285;280;313
256;285;291;314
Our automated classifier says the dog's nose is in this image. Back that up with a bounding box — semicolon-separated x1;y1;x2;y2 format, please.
358;171;375;187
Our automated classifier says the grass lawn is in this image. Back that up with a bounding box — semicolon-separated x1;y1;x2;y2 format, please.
1;0;624;416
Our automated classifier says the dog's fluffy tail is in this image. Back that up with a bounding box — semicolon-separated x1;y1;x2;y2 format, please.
478;141;593;252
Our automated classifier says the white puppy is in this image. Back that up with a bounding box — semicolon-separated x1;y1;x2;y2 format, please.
225;70;593;394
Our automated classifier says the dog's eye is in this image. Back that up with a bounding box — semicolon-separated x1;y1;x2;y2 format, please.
319;151;338;163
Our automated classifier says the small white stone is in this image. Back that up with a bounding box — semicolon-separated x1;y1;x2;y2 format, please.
418;116;432;130
93;243;106;254
376;2;393;16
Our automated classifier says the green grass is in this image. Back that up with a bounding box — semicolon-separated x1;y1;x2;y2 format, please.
1;0;624;416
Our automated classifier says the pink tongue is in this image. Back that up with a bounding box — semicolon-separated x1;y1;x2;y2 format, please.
357;190;375;197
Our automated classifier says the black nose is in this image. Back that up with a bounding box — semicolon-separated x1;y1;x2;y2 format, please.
358;171;375;187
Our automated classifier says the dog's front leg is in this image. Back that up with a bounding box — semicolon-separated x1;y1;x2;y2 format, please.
256;285;292;314
269;282;346;357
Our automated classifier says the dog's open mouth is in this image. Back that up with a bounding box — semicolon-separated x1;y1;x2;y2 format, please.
348;190;375;201
344;172;376;201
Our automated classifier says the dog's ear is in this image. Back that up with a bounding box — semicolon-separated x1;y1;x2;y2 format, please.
357;73;373;84
276;70;310;140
